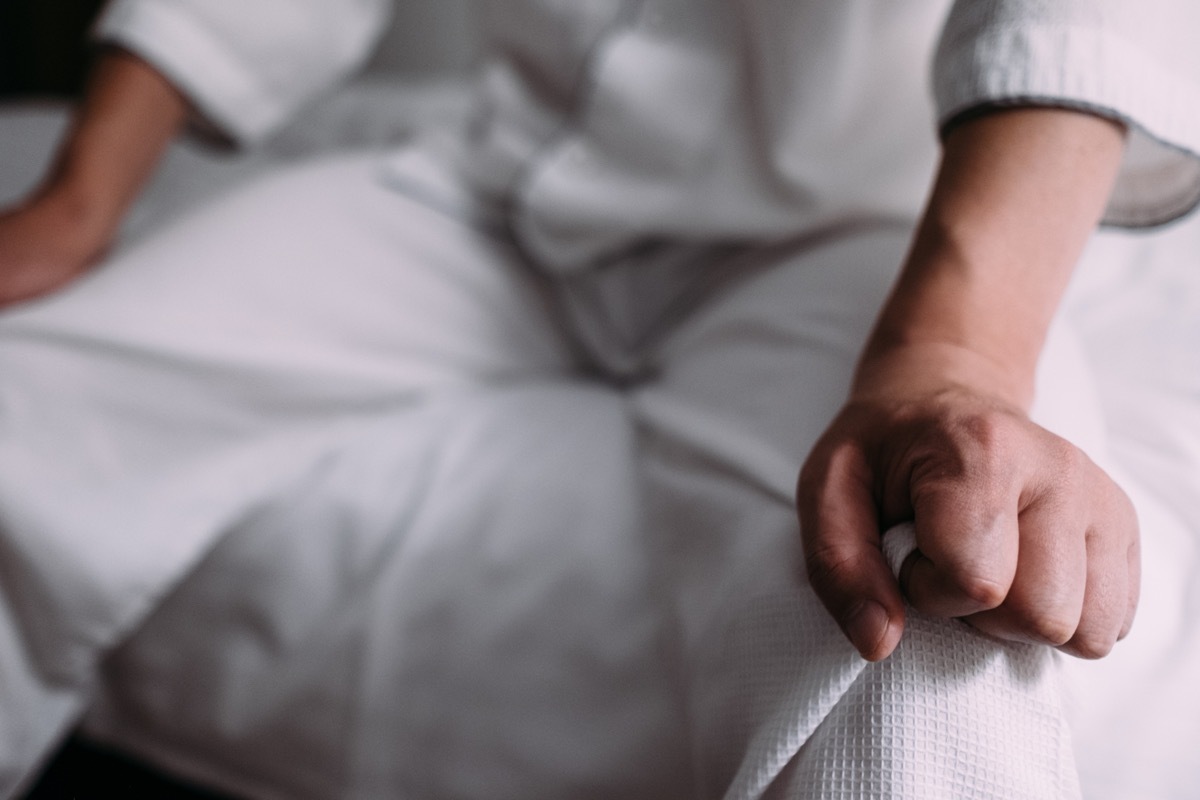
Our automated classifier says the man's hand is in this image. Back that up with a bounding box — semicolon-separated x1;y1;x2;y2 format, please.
798;341;1140;662
796;107;1134;662
0;190;112;307
0;48;187;308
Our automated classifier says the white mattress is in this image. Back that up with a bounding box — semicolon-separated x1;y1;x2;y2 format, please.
2;82;1199;799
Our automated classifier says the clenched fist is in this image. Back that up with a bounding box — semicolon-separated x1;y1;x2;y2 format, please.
797;342;1140;662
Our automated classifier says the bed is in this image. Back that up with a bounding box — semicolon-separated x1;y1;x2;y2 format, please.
2;6;1200;799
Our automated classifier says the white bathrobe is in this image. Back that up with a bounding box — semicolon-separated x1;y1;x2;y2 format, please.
1;1;1199;797
96;0;1200;255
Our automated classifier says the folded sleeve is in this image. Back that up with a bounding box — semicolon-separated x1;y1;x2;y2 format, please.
94;0;392;144
934;0;1200;227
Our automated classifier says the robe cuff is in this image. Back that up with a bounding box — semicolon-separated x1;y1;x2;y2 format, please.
935;13;1200;228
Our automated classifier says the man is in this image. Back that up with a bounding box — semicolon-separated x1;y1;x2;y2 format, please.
0;1;1196;796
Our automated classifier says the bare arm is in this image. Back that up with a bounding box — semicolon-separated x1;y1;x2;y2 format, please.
0;48;187;306
797;107;1138;661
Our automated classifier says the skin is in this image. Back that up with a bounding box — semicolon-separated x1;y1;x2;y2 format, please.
0;49;186;306
798;107;1139;662
1;52;1139;663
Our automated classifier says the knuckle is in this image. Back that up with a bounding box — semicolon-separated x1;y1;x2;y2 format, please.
807;437;862;479
935;411;1023;494
956;408;1006;446
1061;443;1094;489
958;410;1018;463
804;543;862;598
1048;433;1085;469
1027;614;1078;647
1064;632;1116;660
795;461;826;506
1004;591;1078;646
1037;435;1088;494
1110;484;1140;533
797;440;848;500
947;570;1008;610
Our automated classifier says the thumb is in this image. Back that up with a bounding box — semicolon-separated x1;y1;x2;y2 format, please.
798;441;906;661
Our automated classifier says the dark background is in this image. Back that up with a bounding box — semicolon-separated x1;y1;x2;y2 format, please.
0;0;106;98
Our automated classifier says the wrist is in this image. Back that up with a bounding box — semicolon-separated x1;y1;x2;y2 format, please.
868;205;1055;386
853;337;1034;412
858;237;1044;411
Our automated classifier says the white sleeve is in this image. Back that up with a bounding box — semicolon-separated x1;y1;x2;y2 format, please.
934;0;1200;227
94;0;392;144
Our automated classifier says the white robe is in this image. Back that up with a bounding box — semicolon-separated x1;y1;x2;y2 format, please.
2;1;1199;797
96;0;1200;261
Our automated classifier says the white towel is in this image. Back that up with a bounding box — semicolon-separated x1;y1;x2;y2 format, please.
721;523;1080;800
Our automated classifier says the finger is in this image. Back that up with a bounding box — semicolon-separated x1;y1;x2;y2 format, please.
906;468;1020;619
798;439;905;661
1121;533;1141;640
1064;488;1140;657
966;492;1088;646
1113;482;1142;641
1058;527;1126;659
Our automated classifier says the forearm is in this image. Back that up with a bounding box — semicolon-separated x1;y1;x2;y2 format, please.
858;107;1127;409
33;47;188;245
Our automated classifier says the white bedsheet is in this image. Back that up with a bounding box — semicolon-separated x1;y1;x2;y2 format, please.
2;84;1199;799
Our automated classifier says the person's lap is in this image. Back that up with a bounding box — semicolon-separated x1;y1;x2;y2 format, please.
0;151;579;794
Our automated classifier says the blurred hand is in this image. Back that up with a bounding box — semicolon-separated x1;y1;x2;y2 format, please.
797;341;1140;662
0;191;111;307
0;48;189;310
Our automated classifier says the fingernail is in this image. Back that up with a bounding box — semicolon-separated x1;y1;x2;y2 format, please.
845;600;888;659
